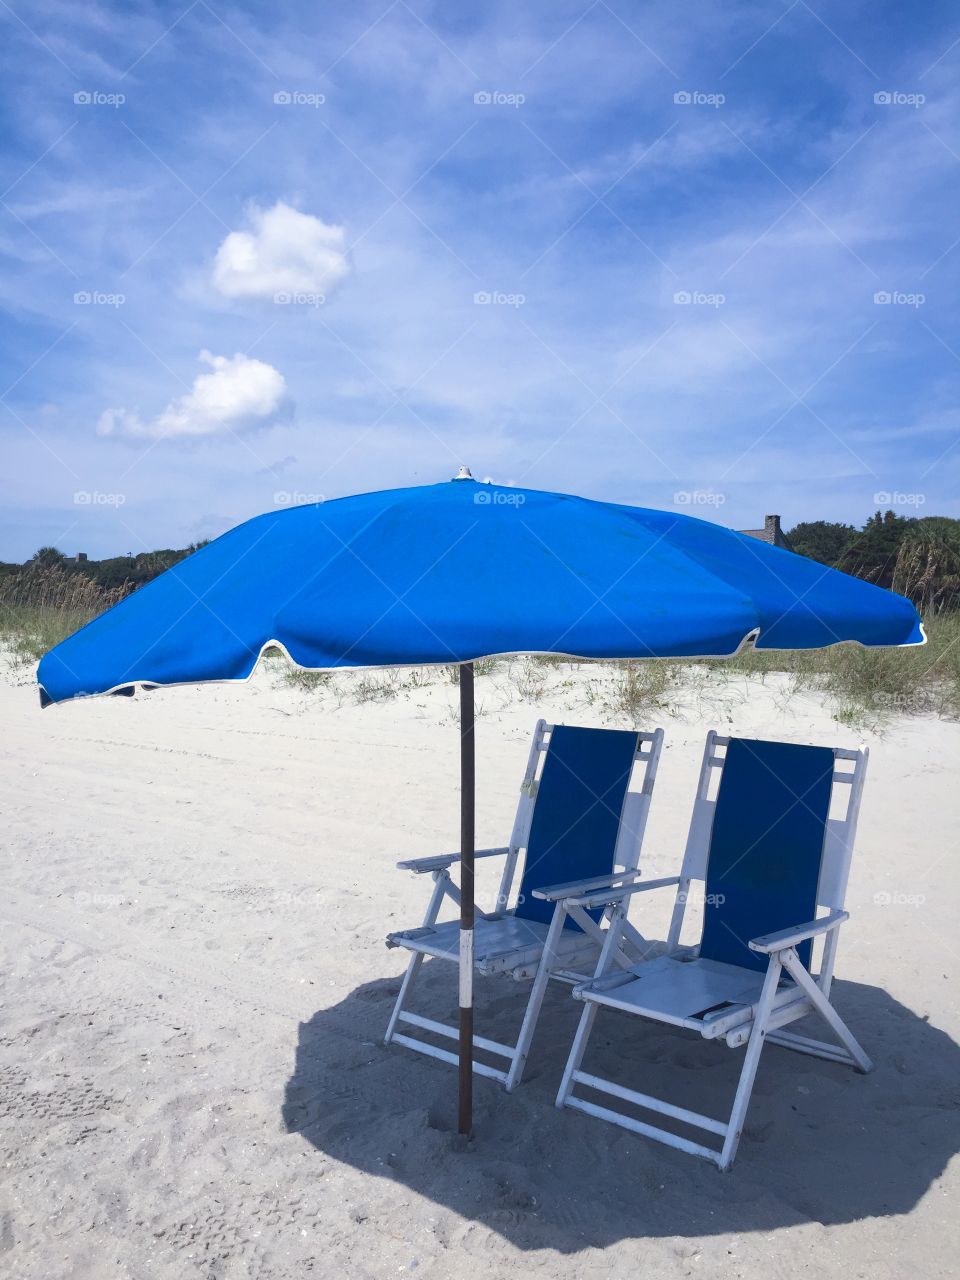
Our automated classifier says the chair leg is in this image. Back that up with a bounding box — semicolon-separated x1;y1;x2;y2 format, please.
778;948;873;1073
384;871;449;1045
557;899;628;1108
384;950;426;1044
556;1000;600;1109
504;901;568;1092
718;955;782;1171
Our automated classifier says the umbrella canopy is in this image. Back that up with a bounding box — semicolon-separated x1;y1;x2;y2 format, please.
38;476;922;705
35;475;924;1137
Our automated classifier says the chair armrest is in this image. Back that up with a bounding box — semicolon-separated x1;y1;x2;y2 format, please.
395;847;510;874
749;910;848;954
567;875;681;909
531;871;640;902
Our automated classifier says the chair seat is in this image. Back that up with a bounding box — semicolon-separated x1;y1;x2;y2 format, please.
387;912;601;976
577;955;769;1030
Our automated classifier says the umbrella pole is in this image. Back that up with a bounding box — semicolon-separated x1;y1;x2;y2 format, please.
458;660;475;1136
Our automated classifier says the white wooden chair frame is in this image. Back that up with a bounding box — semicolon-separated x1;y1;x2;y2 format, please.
556;730;871;1170
385;721;664;1091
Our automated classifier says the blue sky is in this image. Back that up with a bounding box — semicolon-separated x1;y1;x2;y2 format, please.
2;0;959;561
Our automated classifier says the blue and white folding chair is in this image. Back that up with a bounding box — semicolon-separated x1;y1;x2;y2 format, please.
385;721;664;1091
557;731;871;1169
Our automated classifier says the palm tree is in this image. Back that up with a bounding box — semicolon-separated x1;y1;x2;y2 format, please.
892;518;960;614
32;546;67;568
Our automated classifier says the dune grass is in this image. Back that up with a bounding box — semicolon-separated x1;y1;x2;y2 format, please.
0;566;129;666
600;614;958;725
710;612;960;721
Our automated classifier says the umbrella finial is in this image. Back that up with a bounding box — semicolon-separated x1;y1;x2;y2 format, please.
452;465;474;481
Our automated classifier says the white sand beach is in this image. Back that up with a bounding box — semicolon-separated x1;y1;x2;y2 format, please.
1;658;958;1279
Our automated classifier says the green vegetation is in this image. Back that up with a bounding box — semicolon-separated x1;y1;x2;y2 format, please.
278;667;332;693
788;520;858;566
0;563;129;664
714;611;959;720
786;511;960;611
0;542;207;594
891;518;960;614
606;659;685;724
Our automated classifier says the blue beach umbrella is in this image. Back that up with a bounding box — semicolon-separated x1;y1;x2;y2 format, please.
37;471;924;1132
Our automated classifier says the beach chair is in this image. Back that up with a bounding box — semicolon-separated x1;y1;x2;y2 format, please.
385;721;664;1091
556;731;871;1170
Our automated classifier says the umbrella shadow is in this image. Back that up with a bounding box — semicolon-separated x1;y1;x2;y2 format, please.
282;959;960;1250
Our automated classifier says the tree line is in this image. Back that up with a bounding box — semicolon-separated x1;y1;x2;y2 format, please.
788;511;960;614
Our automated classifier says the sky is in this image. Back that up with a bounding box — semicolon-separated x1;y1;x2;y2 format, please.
2;0;959;562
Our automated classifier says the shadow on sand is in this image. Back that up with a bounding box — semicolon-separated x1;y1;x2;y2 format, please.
283;959;960;1251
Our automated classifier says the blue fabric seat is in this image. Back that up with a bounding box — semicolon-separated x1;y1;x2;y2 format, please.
514;725;640;931
700;737;834;973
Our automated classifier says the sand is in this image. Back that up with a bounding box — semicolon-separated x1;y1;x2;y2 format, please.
1;656;958;1279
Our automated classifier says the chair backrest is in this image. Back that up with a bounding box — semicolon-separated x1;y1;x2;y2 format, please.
500;721;662;929
673;732;868;974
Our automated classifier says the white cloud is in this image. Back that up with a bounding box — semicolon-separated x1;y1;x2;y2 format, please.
211;201;350;300
97;350;287;440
